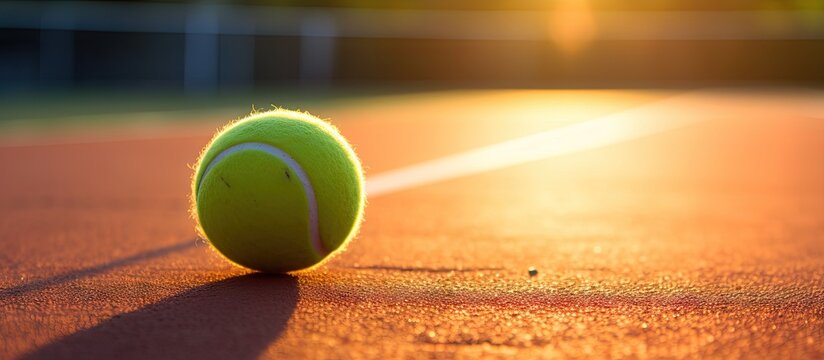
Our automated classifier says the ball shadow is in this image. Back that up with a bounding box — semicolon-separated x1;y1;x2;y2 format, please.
22;273;298;360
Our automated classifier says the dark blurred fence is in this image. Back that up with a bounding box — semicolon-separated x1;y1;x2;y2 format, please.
1;1;823;92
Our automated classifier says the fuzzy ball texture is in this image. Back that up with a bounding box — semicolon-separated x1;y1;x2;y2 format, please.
192;109;365;273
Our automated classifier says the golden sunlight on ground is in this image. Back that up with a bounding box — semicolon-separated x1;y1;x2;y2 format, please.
1;89;821;359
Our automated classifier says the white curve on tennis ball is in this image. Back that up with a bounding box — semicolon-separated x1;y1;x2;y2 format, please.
197;142;326;257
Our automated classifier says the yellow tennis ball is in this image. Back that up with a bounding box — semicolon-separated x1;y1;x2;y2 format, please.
192;109;365;273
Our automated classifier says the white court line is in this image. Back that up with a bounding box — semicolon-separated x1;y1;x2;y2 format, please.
365;90;733;197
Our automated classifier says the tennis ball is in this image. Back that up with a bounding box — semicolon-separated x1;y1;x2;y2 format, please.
191;109;365;273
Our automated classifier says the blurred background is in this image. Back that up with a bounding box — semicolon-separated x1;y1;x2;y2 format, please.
0;0;822;136
1;0;822;94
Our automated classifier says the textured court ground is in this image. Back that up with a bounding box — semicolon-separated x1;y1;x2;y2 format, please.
0;89;822;359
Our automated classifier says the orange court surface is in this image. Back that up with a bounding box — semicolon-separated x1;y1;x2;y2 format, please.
1;88;822;359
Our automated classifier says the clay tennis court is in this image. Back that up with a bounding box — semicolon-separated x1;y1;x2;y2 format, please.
1;88;822;358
